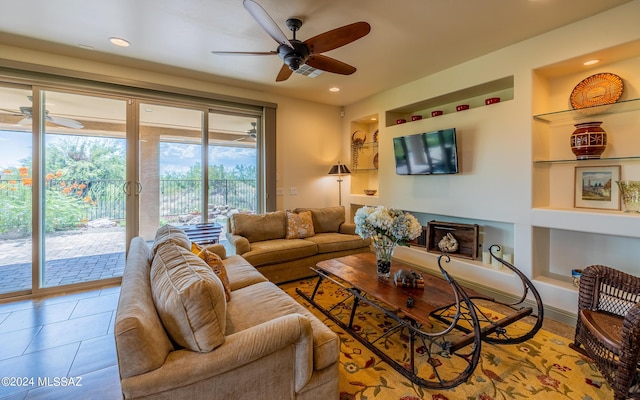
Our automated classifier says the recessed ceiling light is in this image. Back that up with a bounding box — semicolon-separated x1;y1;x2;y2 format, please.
144;108;153;112
329;87;340;92
109;37;130;47
370;117;377;121
583;59;600;66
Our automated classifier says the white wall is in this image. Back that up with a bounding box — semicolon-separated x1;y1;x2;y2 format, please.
343;0;640;316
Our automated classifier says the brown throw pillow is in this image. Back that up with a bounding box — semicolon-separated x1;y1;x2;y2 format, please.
196;248;232;302
286;210;315;239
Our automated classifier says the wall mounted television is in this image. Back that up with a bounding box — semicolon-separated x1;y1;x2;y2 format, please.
393;128;459;175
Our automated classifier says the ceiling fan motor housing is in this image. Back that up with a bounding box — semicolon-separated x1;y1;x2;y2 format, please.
278;40;309;71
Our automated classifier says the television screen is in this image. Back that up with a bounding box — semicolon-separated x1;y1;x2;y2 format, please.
393;128;459;175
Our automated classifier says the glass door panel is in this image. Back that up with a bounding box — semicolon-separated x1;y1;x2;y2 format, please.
139;103;203;240
0;86;34;296
42;91;127;288
207;113;259;232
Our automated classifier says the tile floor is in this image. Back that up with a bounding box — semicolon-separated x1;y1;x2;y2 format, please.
0;285;122;399
0;279;577;400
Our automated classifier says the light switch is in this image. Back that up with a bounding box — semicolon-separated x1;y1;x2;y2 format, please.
290;187;297;195
276;188;284;196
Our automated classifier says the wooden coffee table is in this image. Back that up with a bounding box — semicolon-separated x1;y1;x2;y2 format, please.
296;250;543;389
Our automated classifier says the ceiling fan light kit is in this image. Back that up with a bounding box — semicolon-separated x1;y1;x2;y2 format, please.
212;0;371;82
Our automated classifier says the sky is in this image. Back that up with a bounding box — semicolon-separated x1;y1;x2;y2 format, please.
0;131;256;174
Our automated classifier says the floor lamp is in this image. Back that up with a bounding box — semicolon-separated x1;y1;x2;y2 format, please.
328;162;351;206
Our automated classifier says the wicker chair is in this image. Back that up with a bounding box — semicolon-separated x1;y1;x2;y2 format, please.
571;265;640;400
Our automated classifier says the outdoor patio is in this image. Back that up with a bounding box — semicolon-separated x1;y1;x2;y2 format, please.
0;228;126;294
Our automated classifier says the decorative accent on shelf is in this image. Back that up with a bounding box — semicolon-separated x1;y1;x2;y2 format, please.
372;129;379;142
351;130;366;169
571;268;582;288
354;206;422;280
617;180;640;213
437;232;459;253
570;72;624;109
373;153;379;169
574;165;620;210
363;189;377;196
570;121;607;160
426;221;479;260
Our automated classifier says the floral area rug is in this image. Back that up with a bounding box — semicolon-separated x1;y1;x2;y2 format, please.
281;277;612;400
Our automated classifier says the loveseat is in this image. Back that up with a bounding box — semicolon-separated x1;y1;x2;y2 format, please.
225;206;371;283
114;225;340;399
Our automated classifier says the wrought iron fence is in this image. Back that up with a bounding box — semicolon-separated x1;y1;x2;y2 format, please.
0;178;256;224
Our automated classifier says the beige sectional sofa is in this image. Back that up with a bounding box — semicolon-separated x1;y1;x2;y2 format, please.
115;226;340;399
226;206;371;283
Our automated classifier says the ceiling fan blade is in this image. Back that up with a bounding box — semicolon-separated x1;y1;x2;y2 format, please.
276;64;294;82
48;116;84;129
0;108;22;116
211;51;277;56
17;117;30;125
305;22;371;54
243;0;294;49
306;55;356;75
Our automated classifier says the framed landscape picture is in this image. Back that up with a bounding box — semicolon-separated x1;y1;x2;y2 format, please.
574;165;621;210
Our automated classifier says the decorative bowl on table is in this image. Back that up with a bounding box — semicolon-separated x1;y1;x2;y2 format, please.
363;189;377;196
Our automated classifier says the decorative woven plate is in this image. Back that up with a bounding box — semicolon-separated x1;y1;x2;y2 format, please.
570;73;623;109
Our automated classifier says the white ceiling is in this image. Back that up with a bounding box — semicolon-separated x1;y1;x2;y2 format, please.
0;0;633;106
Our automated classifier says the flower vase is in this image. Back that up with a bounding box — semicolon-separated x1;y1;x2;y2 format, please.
373;241;396;280
570;121;607;160
617;180;640;213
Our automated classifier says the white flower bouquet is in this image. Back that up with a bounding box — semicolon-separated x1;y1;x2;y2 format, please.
354;206;422;247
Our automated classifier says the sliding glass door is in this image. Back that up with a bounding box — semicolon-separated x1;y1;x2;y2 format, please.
0;80;266;298
42;90;127;288
207;112;260;229
138;102;204;241
0;85;34;296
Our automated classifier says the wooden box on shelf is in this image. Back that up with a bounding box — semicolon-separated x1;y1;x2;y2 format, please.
409;226;427;248
426;220;479;260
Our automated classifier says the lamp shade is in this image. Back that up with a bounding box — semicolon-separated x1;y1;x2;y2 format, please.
328;164;351;175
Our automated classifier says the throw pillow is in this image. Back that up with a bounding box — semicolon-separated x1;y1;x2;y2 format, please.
196;248;232;302
151;243;227;352
286;210;315;239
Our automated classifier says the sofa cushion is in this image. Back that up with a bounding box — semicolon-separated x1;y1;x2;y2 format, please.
151;224;191;257
242;239;318;267
151;243;227;352
294;206;345;233
222;255;269;290
286;210;315;239
231;211;287;243
226;281;339;371
303;232;370;254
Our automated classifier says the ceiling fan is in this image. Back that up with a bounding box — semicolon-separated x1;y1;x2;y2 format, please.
233;122;257;142
212;0;371;82
0;96;83;129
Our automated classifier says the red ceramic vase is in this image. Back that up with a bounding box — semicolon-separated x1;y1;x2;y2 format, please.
570;121;607;160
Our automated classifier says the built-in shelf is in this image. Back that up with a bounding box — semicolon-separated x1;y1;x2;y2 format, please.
534;155;640;164
531;207;640;238
385;76;514;127
533;97;640;125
